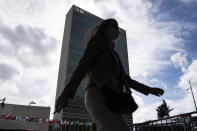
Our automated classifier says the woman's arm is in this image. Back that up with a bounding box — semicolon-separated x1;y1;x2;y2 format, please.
62;35;103;98
113;50;151;95
111;49;164;97
125;75;164;96
125;75;151;95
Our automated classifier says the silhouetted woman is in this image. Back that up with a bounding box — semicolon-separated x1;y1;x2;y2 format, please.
54;18;164;131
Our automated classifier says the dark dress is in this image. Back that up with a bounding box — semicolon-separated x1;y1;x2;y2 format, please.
85;42;124;92
84;48;130;131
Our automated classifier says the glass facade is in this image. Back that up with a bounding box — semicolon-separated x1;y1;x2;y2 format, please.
54;5;133;127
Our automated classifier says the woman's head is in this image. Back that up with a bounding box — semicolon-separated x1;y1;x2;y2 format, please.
82;19;120;84
90;18;120;41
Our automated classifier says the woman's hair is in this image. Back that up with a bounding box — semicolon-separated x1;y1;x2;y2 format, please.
84;18;118;46
82;18;118;85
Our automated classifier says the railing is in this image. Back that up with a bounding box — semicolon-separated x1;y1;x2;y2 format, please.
132;111;197;131
49;123;93;131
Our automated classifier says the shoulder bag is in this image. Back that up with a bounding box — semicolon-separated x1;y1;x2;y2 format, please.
101;44;138;114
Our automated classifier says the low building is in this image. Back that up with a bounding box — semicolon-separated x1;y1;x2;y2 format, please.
0;103;50;131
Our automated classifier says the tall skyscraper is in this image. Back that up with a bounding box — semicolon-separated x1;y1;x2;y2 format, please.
54;5;133;128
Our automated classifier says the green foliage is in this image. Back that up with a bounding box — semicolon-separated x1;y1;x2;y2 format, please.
156;99;174;119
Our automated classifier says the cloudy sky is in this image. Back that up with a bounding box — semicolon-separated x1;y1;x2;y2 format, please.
0;0;197;123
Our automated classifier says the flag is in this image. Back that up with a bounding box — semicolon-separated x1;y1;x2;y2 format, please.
57;120;61;124
45;118;49;123
0;115;7;119
29;117;34;122
12;116;16;120
79;122;83;125
86;122;90;126
39;118;43;123
66;121;70;125
33;118;39;123
53;120;56;123
63;120;67;125
60;120;64;125
23;117;26;121
74;121;79;125
16;116;19;120
19;116;22;120
25;117;29;121
7;115;12;120
49;120;55;123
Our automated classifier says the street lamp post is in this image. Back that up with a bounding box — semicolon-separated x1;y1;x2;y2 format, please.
187;81;197;111
29;101;36;106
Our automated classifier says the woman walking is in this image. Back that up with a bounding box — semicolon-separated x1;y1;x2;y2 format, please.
54;19;164;131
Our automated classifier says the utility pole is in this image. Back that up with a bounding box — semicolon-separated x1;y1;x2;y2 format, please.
187;81;197;111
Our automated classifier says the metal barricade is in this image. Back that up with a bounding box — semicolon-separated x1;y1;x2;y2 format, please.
132;111;197;131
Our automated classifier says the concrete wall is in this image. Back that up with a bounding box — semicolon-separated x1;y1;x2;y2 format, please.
0;119;48;131
0;103;50;120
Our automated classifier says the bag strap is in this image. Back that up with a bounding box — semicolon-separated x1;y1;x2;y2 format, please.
111;49;132;94
123;77;132;94
103;42;132;94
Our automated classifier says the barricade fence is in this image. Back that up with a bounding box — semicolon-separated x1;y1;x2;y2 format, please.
132;111;197;131
49;123;94;131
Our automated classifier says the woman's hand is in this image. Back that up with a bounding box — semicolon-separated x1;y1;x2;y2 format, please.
53;94;70;114
149;87;164;97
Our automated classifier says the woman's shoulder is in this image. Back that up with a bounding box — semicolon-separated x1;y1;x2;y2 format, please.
90;33;105;43
85;34;106;50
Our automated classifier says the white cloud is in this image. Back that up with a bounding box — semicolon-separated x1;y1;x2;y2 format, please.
178;60;197;91
93;0;187;78
181;0;197;3
133;94;196;123
133;101;161;123
133;93;145;107
168;94;196;115
0;1;61;118
133;60;197;123
0;0;70;40
0;56;59;118
170;52;189;72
